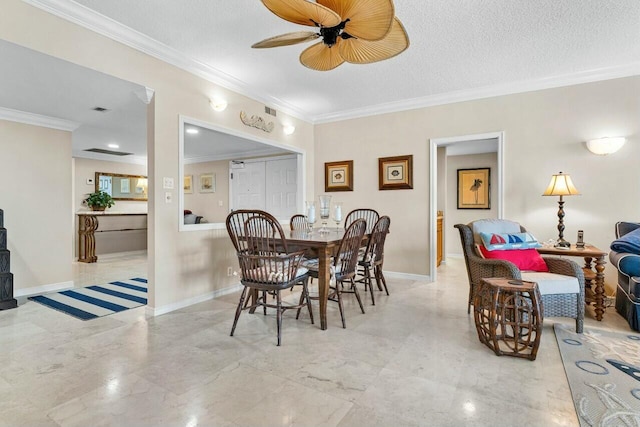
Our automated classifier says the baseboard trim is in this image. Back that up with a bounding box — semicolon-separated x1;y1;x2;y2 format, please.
146;283;242;316
15;280;74;297
385;271;432;282
446;253;464;259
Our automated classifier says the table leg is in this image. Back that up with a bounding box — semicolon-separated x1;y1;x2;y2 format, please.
594;256;606;321
78;215;98;263
318;246;331;330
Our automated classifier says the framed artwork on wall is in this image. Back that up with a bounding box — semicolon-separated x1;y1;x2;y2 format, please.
199;173;215;193
378;155;413;190
457;168;490;209
325;160;354;192
184;175;193;194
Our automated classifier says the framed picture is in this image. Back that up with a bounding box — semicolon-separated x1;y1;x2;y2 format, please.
120;178;130;194
199;173;215;193
457;168;490;209
325;160;353;192
184;175;193;194
378;155;413;190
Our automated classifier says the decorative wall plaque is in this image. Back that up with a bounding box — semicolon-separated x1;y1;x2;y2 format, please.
239;111;274;133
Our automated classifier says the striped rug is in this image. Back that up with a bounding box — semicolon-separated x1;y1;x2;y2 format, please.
29;278;147;320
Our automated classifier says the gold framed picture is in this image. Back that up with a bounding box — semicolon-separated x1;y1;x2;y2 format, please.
379;155;413;190
183;175;193;194
457;168;490;209
199;173;215;193
325;160;353;192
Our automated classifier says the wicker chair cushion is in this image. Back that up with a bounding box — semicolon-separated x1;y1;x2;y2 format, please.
521;272;580;295
471;219;521;245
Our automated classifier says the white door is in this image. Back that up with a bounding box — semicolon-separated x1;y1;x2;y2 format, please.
265;157;298;219
231;161;265;210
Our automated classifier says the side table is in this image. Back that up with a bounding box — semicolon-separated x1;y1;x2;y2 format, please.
474;278;544;361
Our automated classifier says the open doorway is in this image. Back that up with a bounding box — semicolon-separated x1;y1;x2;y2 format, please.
429;132;505;282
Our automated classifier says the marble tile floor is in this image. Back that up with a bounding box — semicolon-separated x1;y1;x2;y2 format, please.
1;256;631;427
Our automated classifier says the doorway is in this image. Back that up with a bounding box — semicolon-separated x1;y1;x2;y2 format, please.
429;132;505;282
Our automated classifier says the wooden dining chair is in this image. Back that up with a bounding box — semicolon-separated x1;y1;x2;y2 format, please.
356;216;391;305
344;208;380;235
230;212;313;346
299;218;367;328
290;214;308;231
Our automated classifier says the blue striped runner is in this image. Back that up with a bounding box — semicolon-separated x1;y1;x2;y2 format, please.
29;278;147;320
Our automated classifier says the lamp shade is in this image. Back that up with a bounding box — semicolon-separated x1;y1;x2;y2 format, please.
585;137;625;155
542;172;580;197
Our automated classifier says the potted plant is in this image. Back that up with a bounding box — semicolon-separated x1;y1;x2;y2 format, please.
84;190;115;211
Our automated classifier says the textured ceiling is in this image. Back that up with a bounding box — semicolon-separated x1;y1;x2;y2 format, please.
62;0;640;121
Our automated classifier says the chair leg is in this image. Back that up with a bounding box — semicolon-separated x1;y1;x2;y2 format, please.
467;283;474;314
365;266;375;305
351;279;366;314
376;266;389;296
295;286;305;320
263;291;267;315
336;285;346;329
276;291;283;346
231;287;248;337
303;278;314;325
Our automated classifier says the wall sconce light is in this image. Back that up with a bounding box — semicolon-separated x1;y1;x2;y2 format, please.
585;137;625;155
209;98;227;112
283;124;295;135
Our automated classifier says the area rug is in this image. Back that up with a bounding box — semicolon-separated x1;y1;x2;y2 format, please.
29;278;147;320
554;323;640;426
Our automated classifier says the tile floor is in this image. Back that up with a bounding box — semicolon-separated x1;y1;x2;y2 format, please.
1;254;630;426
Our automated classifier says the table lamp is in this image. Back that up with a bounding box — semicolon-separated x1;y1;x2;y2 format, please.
542;172;580;248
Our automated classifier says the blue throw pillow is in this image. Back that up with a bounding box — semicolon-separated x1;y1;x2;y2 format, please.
480;232;541;251
611;227;640;255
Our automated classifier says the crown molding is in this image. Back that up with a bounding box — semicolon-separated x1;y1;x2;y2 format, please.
0;106;80;131
22;0;310;122
312;62;640;124
22;0;640;125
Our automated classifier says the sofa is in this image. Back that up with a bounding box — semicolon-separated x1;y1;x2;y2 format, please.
610;221;640;331
184;210;204;224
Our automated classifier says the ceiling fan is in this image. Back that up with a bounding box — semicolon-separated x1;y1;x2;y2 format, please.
252;0;409;71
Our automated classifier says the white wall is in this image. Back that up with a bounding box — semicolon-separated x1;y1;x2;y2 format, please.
0;120;72;295
445;152;498;257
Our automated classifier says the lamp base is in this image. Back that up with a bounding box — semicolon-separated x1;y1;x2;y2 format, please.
554;240;571;248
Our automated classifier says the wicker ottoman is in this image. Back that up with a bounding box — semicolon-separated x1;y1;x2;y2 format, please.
474;278;543;361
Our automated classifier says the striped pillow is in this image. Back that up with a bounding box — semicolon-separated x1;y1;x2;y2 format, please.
480;232;541;251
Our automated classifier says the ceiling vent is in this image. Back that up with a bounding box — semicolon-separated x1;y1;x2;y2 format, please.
92;107;110;112
265;106;277;116
84;148;132;156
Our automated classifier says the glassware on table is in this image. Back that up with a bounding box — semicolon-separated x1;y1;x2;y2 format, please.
318;195;332;233
332;202;343;230
306;201;317;232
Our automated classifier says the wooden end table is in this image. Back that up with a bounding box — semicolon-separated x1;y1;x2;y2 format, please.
474;278;543;361
537;244;607;320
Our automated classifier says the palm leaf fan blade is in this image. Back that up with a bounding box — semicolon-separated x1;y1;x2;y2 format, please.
261;0;341;28
300;40;345;71
252;31;319;48
339;18;409;64
318;0;394;41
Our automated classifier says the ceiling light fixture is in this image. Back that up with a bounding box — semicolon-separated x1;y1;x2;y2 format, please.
283;124;295;135
107;143;119;149
252;0;409;71
585;137;626;155
210;98;228;112
186;128;199;135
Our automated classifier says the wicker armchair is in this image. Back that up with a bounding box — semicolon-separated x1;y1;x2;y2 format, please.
455;220;585;333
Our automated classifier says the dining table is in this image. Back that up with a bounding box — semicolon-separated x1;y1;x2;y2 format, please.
285;227;350;330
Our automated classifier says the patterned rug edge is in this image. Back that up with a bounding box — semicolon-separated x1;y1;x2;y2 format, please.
29;277;148;321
